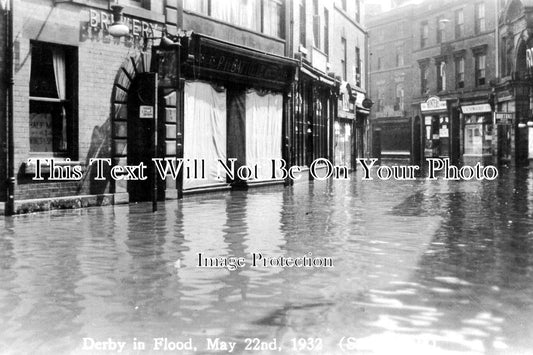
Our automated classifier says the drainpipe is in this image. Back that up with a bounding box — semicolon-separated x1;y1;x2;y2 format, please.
4;0;14;216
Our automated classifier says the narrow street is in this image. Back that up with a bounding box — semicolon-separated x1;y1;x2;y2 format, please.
1;168;533;354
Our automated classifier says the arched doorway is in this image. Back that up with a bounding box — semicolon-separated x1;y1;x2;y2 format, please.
110;52;155;201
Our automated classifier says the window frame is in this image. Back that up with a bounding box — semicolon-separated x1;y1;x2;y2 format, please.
29;41;78;158
475;2;486;34
420;21;429;48
455;8;464;39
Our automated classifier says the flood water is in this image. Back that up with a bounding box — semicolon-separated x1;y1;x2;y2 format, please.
1;168;533;354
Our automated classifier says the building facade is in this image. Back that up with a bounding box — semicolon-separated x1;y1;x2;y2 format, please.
0;0;370;214
369;0;505;166
367;4;416;162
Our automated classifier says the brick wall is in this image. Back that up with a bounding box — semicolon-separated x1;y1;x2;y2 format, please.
12;0;164;200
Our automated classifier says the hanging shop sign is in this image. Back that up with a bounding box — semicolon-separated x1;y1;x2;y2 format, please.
81;9;163;48
461;104;492;114
421;96;447;112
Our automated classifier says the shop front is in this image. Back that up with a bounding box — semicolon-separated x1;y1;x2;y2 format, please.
460;103;493;165
420;96;451;160
334;83;355;170
292;63;337;175
178;33;297;192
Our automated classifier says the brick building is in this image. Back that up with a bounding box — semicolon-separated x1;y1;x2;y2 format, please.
368;0;521;167
290;0;369;172
0;0;371;214
367;3;417;161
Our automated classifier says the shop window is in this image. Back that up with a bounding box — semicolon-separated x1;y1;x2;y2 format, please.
475;3;485;34
455;56;465;88
464;116;492;155
420;21;429;48
455;9;464;39
29;41;77;156
475;53;486;86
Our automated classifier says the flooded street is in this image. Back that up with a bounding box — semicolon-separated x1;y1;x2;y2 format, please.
1;168;533;355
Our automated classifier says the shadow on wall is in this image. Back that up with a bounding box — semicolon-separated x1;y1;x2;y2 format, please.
78;117;112;195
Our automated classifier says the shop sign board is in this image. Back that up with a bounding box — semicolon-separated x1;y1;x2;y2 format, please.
461;104;492;114
421;96;447;112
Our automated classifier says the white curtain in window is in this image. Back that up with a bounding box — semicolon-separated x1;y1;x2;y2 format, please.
184;81;227;189
183;0;208;14
52;47;67;150
245;90;283;182
211;0;258;31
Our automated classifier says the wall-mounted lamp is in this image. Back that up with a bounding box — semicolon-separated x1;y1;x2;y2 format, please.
108;3;130;38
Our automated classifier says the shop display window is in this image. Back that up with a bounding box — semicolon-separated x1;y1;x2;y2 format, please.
464;115;492;155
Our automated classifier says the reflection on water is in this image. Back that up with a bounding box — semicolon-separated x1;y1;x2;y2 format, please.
1;168;533;354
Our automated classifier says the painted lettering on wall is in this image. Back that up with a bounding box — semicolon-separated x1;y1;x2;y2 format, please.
80;9;163;49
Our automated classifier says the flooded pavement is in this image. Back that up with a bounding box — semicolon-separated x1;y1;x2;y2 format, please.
1;168;533;355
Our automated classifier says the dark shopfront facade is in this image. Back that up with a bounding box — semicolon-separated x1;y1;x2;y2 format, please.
120;33;298;201
0;0;297;214
417;95;498;167
292;63;337;174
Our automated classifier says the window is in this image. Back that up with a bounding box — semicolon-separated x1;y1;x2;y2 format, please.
437;60;446;91
355;46;361;86
313;0;320;48
475;3;485;33
341;0;347;11
299;0;306;47
183;0;208;13
29;41;77;155
377;87;384;112
377;56;382;70
186;0;284;38
420;21;429;48
396;45;404;67
455;56;465;88
455;9;464;38
475;53;486;86
341;37;347;80
437;16;446;43
324;9;329;55
395;84;404;111
263;0;283;38
420;65;428;94
355;0;361;22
